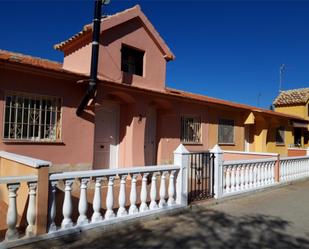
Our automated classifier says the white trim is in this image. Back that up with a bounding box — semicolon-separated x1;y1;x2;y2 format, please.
49;164;178;181
223;150;278;156
223;157;277;166
0;175;38;184
0;151;51;168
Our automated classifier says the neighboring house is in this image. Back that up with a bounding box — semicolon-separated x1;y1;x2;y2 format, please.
0;5;308;172
273;88;309;149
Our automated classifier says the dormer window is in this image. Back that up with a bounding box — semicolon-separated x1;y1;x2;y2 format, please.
121;45;144;76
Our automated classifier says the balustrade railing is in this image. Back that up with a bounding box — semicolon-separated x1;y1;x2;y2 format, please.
222;158;277;196
47;164;183;233
0;175;38;242
280;156;309;182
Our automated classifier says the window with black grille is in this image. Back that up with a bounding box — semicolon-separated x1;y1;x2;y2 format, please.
121;45;144;76
276;126;285;145
180;116;201;143
218;119;234;144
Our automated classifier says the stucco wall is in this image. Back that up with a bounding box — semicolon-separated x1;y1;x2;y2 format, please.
0;68;95;171
63;17;167;92
275;104;308;120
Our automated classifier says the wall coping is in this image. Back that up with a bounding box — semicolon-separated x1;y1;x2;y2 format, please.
0;151;51;168
223;150;278;156
287;147;309;151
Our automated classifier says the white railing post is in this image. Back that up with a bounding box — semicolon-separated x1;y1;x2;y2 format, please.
117;175;128;217
129;174;139;214
91;177;103;223
48;181;58;232
149;173;158;210
174;144;189;206
167;170;176;206
77;178;89;225
26;182;37;237
61;179;74;229
105;176;116;219
5;183;20;241
210;145;223;199
159;171;167;208
139;173;149;212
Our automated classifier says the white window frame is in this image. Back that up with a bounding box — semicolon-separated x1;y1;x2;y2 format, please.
3;91;62;142
180;116;201;144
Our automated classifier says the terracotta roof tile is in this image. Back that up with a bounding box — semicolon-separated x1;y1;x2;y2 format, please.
0;49;62;71
273;88;309;106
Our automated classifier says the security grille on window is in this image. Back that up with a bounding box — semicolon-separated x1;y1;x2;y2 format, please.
218;119;234;144
276;126;285;144
121;45;144;76
3;92;62;141
181;116;201;143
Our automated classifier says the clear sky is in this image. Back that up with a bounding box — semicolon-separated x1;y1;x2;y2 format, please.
1;0;309;109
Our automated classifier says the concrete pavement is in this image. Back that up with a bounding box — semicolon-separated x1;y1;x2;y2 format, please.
16;180;309;249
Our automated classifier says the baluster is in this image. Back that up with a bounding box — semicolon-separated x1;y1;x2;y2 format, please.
48;181;58;232
129;174;139;214
91;177;103;223
77;178;89;225
225;166;231;193
265;163;270;185
257;163;261;186
159;171;167;208
5;183;20;241
252;165;257;187
244;165;249;189
117;175;128;217
281;161;285;181
61;179;74;229
230;166;236;193
139;173;149;212
249;164;254;188
105;176;115;219
271;162;275;183
149;173;158;209
26;182;37;237
235;166;240;191
167;171;176;206
240;165;245;190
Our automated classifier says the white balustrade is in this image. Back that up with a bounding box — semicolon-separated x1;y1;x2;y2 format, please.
77;178;89;225
280;156;309;182
222;158;277;197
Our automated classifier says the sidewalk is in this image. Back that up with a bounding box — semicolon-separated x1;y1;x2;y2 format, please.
16;180;309;249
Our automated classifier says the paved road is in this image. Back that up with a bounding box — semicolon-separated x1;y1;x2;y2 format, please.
17;180;309;249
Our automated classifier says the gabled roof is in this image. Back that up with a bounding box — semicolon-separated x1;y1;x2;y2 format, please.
273;88;309;106
54;5;175;61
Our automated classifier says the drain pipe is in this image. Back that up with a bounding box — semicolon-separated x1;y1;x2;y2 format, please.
76;0;105;116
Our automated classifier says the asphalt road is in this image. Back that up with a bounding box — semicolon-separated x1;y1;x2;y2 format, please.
16;180;309;249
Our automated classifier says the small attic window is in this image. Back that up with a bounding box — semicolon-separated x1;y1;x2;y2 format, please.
121;45;144;76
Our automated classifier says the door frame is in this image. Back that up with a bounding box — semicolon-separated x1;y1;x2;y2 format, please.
94;101;120;169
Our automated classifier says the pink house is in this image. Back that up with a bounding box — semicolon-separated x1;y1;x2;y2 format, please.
0;5;308;173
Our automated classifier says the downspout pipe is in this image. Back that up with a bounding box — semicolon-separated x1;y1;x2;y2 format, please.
76;0;103;116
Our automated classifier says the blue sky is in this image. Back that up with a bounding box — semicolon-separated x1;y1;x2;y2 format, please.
1;0;309;109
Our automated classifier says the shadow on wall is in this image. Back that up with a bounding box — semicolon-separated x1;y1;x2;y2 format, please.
45;206;309;249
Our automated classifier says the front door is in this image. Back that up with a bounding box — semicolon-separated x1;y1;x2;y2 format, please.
94;103;119;169
144;107;157;165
